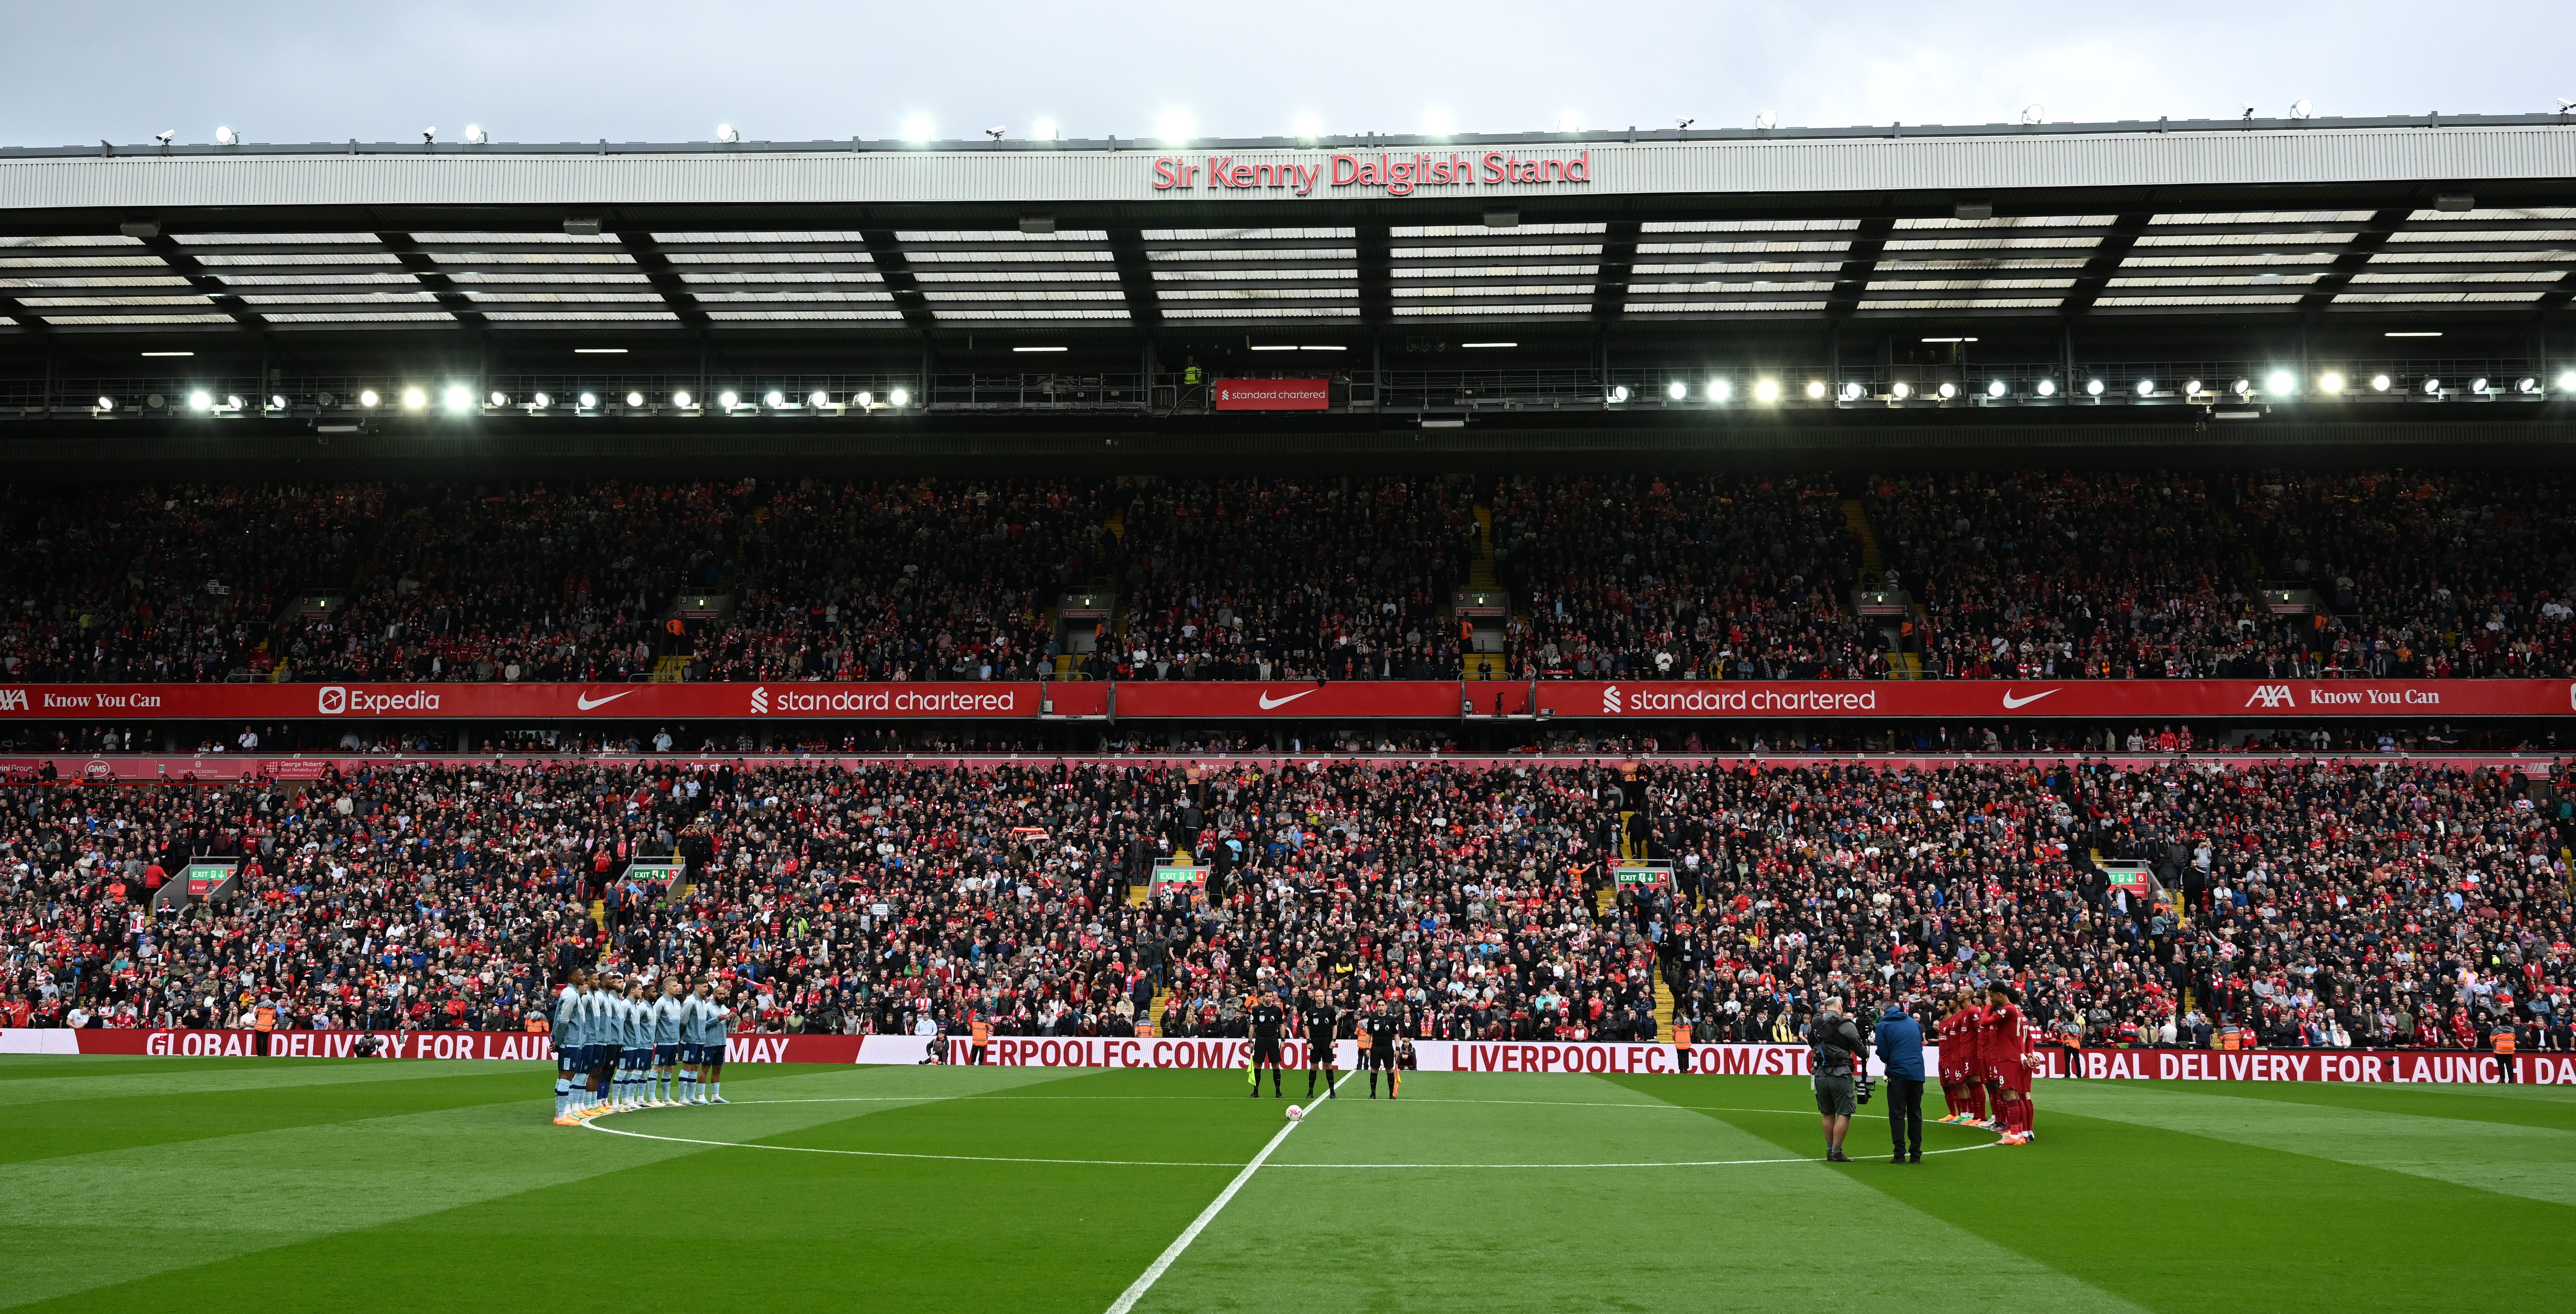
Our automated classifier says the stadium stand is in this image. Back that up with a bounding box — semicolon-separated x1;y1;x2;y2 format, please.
4;470;2569;686
5;758;2570;1055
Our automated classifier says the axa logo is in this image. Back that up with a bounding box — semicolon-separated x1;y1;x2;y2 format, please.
1602;684;1623;714
2245;684;2295;709
750;685;769;714
0;688;24;711
316;685;348;714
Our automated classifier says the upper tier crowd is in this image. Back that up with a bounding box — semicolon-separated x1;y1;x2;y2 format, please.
6;755;2571;1057
2;469;2571;685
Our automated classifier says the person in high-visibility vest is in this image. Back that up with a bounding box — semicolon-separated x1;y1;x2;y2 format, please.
1673;1017;1694;1074
969;1015;992;1066
252;999;278;1057
2493;1025;2518;1084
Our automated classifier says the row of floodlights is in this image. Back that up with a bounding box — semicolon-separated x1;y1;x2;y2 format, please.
1608;370;2576;405
117;386;914;414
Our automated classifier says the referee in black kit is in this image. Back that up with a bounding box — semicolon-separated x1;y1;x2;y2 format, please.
1874;999;1927;1164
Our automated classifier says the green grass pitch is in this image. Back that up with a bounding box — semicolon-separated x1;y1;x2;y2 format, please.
4;1056;2571;1313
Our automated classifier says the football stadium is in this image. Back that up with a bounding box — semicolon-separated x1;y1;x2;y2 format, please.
5;97;2576;1313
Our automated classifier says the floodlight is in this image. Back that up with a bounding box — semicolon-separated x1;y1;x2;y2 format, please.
96;396;114;411
2422;378;2443;395
488;390;509;407
1705;379;1731;402
155;130;174;145
1806;380;1827;399
1839;382;1866;402
2232;379;2254;397
2559;370;2576;392
422;127;436;144
2370;375;2391;392
2266;370;2296;395
856;391;875;408
1935;382;1957;399
401;387;427;409
900;115;934;142
2290;99;2314;119
358;389;380;408
187;391;212;411
1890;381;1912;399
443;386;472;412
672;391;692;408
2470;377;2490;395
1155;110;1195;144
889;388;910;407
2318;372;2344;395
2183;379;2203;396
1290;112;1323;139
716;123;741;143
1987;379;2008;398
718;391;740;410
2084;378;2105;396
1607;385;1630;403
2035;379;2057;397
811;391;832;407
2517;377;2541;394
1666;380;1688;400
267;393;286;409
1421;108;1455;136
2135;379;2156;397
463;125;487;144
1031;118;1060;141
213;126;237;145
1754;110;1777;129
577;392;598;408
224;395;243;411
2021;105;2045;125
532;393;551;409
624;391;644;407
764;391;787;408
1754;378;1781;402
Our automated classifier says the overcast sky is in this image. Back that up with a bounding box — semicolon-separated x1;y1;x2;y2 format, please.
6;0;2573;148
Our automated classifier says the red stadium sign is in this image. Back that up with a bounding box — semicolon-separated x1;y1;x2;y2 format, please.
1211;378;1331;410
0;678;2566;722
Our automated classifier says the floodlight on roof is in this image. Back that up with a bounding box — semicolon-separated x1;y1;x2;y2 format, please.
2020;105;2045;125
1754;110;1777;130
716;123;740;143
213;125;237;145
2289;99;2314;119
899;115;934;143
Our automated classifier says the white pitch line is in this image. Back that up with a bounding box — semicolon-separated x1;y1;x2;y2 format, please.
1104;1069;1355;1314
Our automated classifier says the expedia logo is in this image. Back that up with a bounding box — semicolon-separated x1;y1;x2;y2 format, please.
1602;684;1623;714
317;686;440;715
2244;684;2295;709
750;685;770;714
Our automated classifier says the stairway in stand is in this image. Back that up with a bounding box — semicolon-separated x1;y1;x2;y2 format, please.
1652;960;1678;1040
1461;504;1509;680
1841;496;1925;680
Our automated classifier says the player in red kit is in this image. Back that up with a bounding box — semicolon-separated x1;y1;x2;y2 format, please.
1935;990;1971;1123
1989;984;2037;1144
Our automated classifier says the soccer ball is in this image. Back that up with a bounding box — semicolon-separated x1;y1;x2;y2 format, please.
1285;1104;1304;1122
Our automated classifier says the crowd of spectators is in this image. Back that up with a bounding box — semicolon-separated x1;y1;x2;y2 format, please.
1871;470;2576;681
3;469;2571;687
6;754;2570;1058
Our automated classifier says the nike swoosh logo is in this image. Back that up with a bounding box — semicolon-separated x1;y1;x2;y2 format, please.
1999;688;2060;709
575;691;635;710
1256;689;1319;710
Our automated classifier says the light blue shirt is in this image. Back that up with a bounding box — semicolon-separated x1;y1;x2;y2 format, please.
553;985;586;1047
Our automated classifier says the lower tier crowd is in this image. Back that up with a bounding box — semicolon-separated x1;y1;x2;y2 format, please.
4;756;2571;1057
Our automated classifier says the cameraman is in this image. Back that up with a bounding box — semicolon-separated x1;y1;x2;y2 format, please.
1874;999;1926;1164
1808;995;1864;1164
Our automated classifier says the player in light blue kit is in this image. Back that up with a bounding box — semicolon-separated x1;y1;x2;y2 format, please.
618;980;655;1111
692;980;736;1103
650;977;690;1105
580;974;620;1119
551;967;591;1125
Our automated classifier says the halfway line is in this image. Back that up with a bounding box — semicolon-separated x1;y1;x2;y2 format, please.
1105;1069;1354;1314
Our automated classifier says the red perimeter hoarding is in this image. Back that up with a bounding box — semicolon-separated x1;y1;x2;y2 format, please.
1211;378;1331;410
0;679;2566;721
